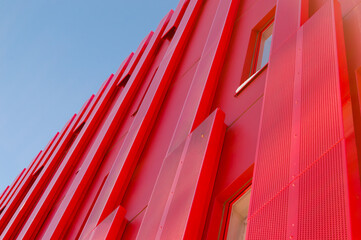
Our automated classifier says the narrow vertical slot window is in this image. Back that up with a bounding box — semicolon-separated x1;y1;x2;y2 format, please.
236;10;275;95
226;187;252;240
252;21;274;74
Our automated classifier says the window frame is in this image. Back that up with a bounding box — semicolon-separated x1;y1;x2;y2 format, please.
249;18;274;76
216;176;253;239
223;185;252;240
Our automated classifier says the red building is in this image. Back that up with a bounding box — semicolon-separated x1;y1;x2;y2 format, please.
1;0;361;239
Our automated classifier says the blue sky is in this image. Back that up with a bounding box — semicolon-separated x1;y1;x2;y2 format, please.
0;0;179;192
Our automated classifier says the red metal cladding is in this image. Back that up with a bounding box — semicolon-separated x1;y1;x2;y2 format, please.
0;150;43;235
167;0;240;154
136;140;187;239
27;56;137;239
0;115;77;239
156;109;226;239
162;0;190;39
30;132;60;175
83;206;127;240
270;0;305;53
1;97;91;238
0;186;9;206
137;108;225;239
118;32;153;86
0;132;58;215
248;0;361;239
0;169;26;211
1;0;361;239
78;10;174;239
11;55;133;240
1;70;115;239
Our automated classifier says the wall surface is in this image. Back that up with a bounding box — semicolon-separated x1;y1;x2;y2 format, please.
0;0;361;239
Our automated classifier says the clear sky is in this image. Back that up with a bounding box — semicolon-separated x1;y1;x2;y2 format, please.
0;0;179;192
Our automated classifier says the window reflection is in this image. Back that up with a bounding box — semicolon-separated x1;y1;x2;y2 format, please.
226;188;252;240
255;22;274;72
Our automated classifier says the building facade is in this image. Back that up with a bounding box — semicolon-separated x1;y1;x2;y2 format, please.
1;0;361;239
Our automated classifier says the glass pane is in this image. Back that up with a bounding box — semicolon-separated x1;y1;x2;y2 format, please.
260;34;272;68
226;188;252;240
255;22;274;71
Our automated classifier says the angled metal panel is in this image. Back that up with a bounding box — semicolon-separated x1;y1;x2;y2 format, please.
11;57;132;240
41;11;174;240
136;139;187;239
0;187;9;206
83;206;127;240
156;109;225;239
0;169;26;210
0;150;42;235
162;0;190;39
118;32;153;85
0;115;76;239
167;0;241;154
79;1;203;237
247;1;361;239
0;74;110;239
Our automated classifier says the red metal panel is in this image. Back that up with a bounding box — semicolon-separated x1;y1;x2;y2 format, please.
286;24;303;240
121;210;146;240
2;130;59;211
298;1;360;237
162;0;190;38
11;55;133;240
74;74;113;132
32;132;61;175
246;0;299;238
342;4;361;167
64;173;110;239
0;150;42;235
84;206;127;240
136;140;187;239
210;0;275;125
168;0;240;154
62;14;172;240
250;32;297;220
0;115;76;239
1;71;114;239
0;186;9;206
137;109;225;239
203;94;264;239
248;185;290;239
28;59;138;239
0;169;26;210
248;0;360;239
2;0;361;239
119;0;232;227
88;49;168;236
157;109;226;239
77;11;174;240
309;0;360;17
298;141;348;239
271;0;304;53
5;96;93;234
118;32;153;85
0;169;26;212
120;43;198;237
79;1;202;237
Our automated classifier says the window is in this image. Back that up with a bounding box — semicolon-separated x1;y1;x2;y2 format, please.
252;21;274;74
226;187;252;240
236;18;274;96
